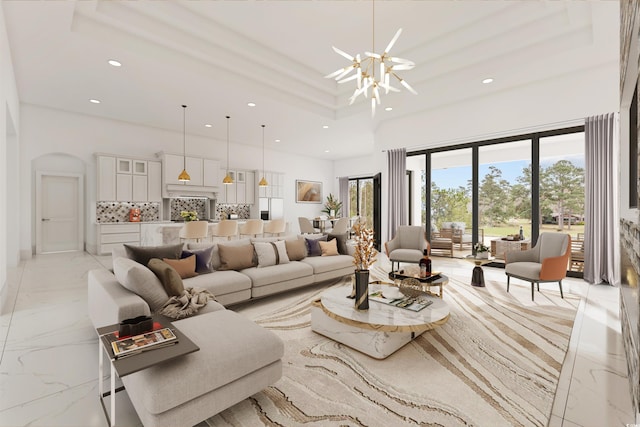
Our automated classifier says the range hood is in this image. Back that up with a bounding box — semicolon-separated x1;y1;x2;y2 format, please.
166;184;218;199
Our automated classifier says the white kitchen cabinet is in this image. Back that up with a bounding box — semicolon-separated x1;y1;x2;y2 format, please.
245;171;255;204
203;159;220;187
133;160;147;175
117;158;132;174
185;156;203;186
97;156;116;201
258;171;284;199
164;153;186;185
132;175;148;201
97;223;140;255
147;161;162;201
116;174;133;201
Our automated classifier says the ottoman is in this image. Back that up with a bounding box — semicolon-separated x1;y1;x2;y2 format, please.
121;310;284;427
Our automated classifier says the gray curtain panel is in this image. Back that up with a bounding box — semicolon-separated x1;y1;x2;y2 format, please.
584;113;620;285
338;177;349;218
387;148;407;239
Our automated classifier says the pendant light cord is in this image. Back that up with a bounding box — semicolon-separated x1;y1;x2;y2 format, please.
182;105;187;169
226;116;230;171
262;124;266;178
372;0;375;81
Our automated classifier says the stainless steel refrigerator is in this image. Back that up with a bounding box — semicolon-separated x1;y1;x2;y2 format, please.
259;198;284;220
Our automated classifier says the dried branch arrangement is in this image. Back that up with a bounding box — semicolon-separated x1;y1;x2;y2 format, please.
352;222;378;271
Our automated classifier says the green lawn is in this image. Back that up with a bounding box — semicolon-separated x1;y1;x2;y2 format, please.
481;222;584;241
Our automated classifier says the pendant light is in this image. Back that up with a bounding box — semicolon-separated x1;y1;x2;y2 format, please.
222;115;234;185
178;104;191;182
258;124;268;187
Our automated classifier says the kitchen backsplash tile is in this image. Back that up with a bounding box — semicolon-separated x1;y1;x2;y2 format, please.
170;198;207;221
217;204;250;220
96;202;160;223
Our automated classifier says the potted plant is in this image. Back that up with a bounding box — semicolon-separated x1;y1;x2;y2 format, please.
180;210;199;222
321;193;342;218
352;222;377;310
473;242;490;259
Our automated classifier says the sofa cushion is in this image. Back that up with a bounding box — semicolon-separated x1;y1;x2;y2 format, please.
113;257;169;311
147;258;185;297
285;239;307;261
254;241;290;268
162;255;198;279
124;243;183;266
183;270;251;297
319;239;339;256
241;261;313;288
305;235;327;257
182;246;214;274
217;243;256;271
300;254;354;275
122;310;284;415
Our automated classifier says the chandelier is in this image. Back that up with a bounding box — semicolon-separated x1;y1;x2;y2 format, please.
325;0;417;116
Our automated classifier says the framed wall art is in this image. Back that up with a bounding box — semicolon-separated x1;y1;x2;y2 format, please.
296;180;322;203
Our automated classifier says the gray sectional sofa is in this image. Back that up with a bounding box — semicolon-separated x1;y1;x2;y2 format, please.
88;234;354;427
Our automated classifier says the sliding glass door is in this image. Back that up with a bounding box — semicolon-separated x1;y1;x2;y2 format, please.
349;175;382;250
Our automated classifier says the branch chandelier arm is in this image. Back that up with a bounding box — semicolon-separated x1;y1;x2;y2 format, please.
178;104;191;182
324;0;417;116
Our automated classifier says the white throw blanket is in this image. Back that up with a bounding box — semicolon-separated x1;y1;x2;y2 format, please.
158;287;215;319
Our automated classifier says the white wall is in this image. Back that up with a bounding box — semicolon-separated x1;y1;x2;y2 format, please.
1;3;21;303
18;105;335;252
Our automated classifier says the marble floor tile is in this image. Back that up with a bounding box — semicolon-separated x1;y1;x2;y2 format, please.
0;252;634;426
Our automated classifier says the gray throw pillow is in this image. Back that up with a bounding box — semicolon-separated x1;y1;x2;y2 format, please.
305;235;327;257
182;246;214;274
113;257;169;311
327;232;349;255
124;243;183;267
147;258;185;297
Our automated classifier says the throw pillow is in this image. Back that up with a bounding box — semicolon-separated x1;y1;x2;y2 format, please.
181;246;214;274
162;255;198;279
305;235;327;257
124;243;183;267
254;241;291;268
217;243;256;270
319;239;339;256
147;258;185;297
285;239;307;261
113;257;169;311
327;232;349;255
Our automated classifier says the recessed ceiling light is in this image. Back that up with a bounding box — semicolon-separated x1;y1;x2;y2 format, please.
204;124;212;128
275;139;281;143
108;60;122;67
323;125;329;129
247;102;256;107
482;78;494;84
324;150;330;153
385;107;393;111
89;99;101;104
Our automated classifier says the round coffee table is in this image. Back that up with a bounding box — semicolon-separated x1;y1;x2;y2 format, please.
311;283;450;359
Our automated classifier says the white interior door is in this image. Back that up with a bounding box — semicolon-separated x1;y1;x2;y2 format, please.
36;172;83;254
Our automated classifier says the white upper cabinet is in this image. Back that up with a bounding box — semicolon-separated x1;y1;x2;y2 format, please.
245;171;255;204
97;154;161;202
203;159;220;187
147;161;162;202
97;156;117;201
164;153;186;186
185;156;203;186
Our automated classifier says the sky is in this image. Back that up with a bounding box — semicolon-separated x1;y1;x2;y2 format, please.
432;155;585;189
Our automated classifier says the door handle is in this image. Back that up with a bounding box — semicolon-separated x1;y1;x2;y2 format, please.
41;218;50;221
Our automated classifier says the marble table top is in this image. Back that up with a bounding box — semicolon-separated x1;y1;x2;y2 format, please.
319;283;450;333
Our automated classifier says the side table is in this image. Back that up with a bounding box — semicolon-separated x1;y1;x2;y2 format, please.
96;315;199;427
465;256;494;287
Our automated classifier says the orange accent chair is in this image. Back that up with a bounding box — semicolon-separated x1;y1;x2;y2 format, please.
504;233;571;301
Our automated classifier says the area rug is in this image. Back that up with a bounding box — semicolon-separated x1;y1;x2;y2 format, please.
206;266;580;427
